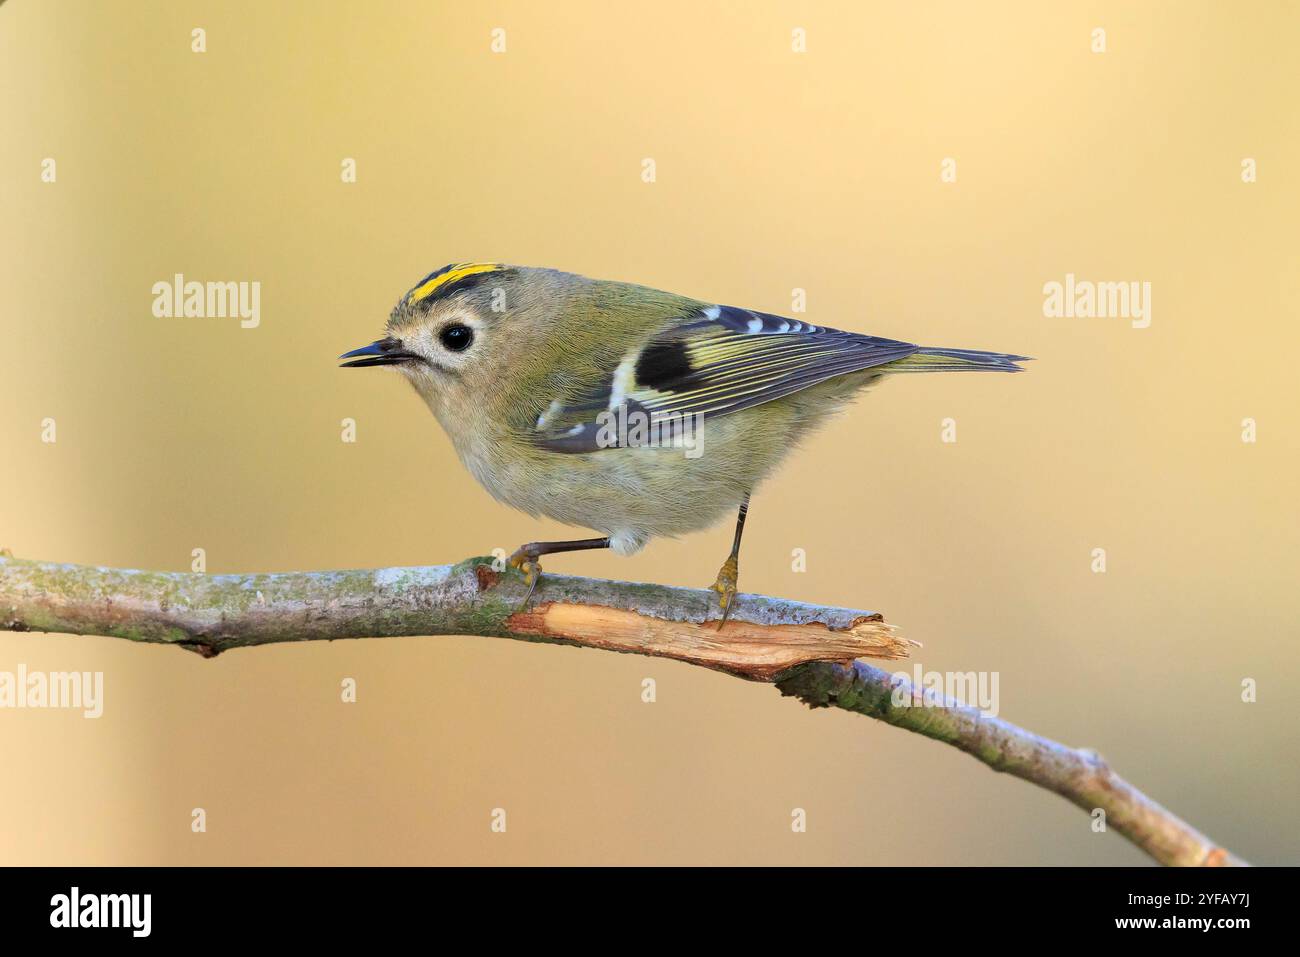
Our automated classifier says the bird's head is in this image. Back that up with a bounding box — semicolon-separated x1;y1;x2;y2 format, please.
341;262;540;425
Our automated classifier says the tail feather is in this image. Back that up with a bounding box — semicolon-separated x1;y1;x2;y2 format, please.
887;347;1032;373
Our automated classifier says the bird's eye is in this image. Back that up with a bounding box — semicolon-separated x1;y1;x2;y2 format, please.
439;324;474;352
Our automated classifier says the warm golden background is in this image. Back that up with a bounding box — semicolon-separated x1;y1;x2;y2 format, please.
2;0;1296;865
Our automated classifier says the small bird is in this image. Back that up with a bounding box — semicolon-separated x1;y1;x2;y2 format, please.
341;263;1028;626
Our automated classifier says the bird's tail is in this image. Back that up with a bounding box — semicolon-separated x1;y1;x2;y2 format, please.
886;346;1032;373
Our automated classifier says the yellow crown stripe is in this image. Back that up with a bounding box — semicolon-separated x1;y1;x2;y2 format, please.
408;262;502;303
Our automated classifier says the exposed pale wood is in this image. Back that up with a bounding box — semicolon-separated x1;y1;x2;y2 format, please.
507;602;909;679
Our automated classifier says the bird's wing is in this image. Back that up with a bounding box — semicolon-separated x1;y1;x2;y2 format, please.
532;304;918;452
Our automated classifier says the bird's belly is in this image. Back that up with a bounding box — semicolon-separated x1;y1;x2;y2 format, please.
460;438;755;544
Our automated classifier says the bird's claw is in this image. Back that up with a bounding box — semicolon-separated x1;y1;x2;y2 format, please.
507;548;542;612
710;555;740;631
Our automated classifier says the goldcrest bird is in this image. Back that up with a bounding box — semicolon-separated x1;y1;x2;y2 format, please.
341;262;1028;626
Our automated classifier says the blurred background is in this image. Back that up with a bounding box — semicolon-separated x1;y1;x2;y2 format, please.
1;0;1296;865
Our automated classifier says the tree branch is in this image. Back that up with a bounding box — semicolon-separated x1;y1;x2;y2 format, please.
0;553;1245;866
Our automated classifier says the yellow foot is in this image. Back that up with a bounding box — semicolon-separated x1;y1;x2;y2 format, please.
709;554;740;630
507;547;543;611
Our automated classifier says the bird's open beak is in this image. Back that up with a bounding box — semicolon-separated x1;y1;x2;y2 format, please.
339;338;420;368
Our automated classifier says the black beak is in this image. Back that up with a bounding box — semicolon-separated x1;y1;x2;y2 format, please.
339;338;420;368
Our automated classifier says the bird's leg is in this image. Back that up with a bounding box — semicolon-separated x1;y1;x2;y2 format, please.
710;495;750;630
507;537;611;610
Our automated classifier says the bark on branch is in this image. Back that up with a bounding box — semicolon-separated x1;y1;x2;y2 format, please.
0;553;1245;867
